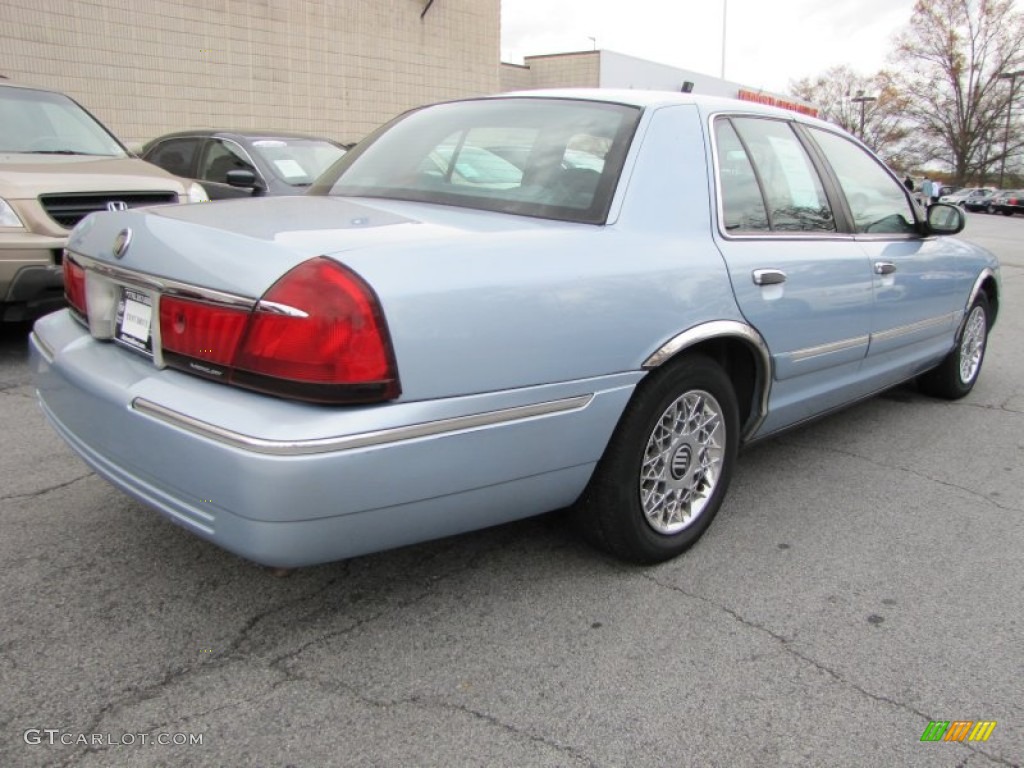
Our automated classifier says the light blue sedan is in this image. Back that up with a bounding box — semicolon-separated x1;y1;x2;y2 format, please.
30;90;1000;567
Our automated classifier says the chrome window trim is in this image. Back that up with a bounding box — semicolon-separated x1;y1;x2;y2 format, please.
870;312;958;344
787;335;870;363
132;394;595;456
707;112;853;242
642;319;772;440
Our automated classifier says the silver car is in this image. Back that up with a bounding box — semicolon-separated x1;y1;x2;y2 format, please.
31;90;1000;567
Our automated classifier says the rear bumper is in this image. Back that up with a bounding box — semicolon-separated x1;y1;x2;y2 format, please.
31;311;639;567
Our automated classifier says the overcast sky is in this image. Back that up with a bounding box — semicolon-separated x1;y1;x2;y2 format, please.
501;0;920;95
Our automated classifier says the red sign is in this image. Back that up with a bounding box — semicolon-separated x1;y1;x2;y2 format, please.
737;89;819;117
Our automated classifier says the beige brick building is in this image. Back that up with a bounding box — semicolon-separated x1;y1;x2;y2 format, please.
0;0;500;146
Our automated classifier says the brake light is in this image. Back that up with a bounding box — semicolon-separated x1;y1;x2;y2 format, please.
158;257;400;403
63;258;87;316
231;257;400;402
160;296;249;368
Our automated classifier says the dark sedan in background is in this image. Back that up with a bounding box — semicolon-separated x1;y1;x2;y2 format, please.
987;189;1024;216
141;130;347;199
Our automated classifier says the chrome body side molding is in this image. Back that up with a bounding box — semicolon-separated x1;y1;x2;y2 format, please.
787;335;870;363
870;313;958;344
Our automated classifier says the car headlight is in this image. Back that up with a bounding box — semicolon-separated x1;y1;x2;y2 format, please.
187;182;210;203
0;198;25;228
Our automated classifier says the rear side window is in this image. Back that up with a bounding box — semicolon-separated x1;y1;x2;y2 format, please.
806;127;917;235
716;117;836;234
313;98;641;225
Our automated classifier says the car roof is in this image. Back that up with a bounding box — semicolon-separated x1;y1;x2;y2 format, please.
488;87;832;130
0;81;54;92
146;129;339;143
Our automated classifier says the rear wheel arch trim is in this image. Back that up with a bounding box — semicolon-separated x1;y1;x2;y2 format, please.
642;320;772;440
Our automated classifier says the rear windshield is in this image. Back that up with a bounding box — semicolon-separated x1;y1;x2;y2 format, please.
311;98;642;224
0;86;126;157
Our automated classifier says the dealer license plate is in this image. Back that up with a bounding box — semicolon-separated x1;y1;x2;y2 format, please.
114;288;153;355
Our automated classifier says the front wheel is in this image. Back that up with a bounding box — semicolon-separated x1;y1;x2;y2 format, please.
576;356;740;564
918;295;991;399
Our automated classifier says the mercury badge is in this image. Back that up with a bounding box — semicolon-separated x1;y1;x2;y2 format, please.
112;228;132;260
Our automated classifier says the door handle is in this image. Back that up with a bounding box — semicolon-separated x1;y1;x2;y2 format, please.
752;269;787;286
874;262;897;275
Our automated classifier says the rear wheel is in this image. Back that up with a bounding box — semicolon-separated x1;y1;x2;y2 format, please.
918;295;990;399
577;356;739;564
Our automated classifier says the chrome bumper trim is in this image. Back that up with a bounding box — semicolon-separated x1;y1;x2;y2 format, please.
132;394;595;456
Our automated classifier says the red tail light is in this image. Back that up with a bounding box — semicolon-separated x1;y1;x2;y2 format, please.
159;257;400;404
160;296;249;368
63;258;87;316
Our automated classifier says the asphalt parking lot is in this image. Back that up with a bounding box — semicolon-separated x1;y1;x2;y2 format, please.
1;212;1022;768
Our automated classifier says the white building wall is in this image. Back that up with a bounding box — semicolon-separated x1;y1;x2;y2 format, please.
598;50;739;98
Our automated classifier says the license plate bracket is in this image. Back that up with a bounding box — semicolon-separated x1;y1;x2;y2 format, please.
114;287;154;355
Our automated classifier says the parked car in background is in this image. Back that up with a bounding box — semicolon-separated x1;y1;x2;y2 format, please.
32;90;1000;568
0;82;206;321
962;188;998;212
141;130;347;199
939;186;995;208
988;189;1024;216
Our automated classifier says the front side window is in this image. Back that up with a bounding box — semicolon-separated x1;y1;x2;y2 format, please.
311;98;641;224
807;127;917;235
199;140;257;184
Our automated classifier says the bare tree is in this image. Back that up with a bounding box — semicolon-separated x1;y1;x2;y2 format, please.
892;0;1024;184
790;66;912;167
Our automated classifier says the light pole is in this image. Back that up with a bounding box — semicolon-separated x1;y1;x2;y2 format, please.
721;0;727;79
997;70;1024;188
851;90;877;141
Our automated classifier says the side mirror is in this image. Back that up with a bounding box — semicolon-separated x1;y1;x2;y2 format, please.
926;202;965;235
225;169;261;189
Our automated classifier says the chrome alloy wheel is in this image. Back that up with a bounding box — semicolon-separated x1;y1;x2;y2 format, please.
959;305;987;384
640;389;726;534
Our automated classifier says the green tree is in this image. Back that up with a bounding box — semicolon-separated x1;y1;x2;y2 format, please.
892;0;1024;185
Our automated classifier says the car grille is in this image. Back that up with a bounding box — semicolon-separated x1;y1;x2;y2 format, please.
38;192;179;229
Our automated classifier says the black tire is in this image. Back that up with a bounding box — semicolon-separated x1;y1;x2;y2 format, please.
918;295;991;399
576;356;740;564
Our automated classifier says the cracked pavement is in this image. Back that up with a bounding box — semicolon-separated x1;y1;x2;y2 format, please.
1;215;1022;767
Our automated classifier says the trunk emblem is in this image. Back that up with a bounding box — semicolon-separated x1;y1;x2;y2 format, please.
112;228;132;259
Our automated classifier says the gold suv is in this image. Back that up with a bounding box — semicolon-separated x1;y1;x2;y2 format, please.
0;82;207;321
